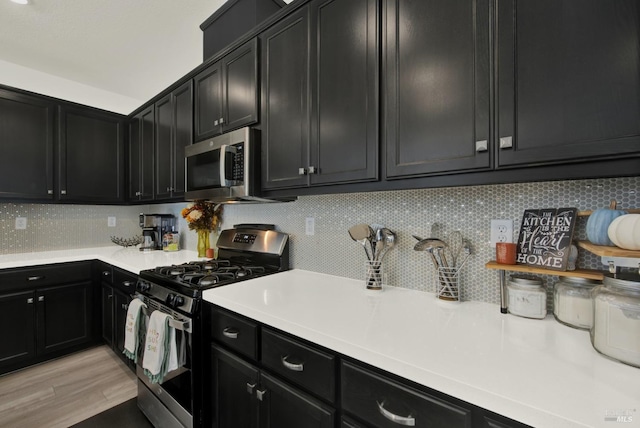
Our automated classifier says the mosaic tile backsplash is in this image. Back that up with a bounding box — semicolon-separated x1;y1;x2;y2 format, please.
1;176;638;307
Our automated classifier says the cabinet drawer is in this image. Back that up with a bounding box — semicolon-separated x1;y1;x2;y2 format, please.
211;308;258;360
261;327;335;403
0;262;92;291
341;361;472;428
112;268;137;294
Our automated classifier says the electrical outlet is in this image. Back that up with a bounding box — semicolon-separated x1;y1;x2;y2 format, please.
15;217;27;230
305;217;315;236
490;219;513;247
108;216;116;227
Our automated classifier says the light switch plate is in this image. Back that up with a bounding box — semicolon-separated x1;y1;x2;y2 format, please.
108;216;116;227
305;217;315;236
15;217;27;230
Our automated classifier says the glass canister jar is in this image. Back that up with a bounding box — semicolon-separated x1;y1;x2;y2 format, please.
553;276;601;329
507;275;547;319
591;273;640;368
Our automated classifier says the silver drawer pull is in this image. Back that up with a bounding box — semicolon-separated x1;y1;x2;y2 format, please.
475;140;488;152
38;296;45;302
499;136;513;149
246;383;256;395
27;276;44;281
281;355;304;372
102;271;111;277
377;401;415;426
222;327;239;339
256;389;267;401
27;298;34;304
122;281;133;287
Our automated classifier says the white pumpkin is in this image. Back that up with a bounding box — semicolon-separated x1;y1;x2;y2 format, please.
607;214;640;250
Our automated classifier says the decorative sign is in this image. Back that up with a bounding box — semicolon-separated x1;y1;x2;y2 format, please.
516;208;578;271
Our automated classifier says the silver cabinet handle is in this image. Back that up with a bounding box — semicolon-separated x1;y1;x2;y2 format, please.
308;166;317;174
214;119;219;126
123;281;134;288
222;327;239;339
27;298;34;304
47;190;53;195
499;136;513;149
27;276;44;281
108;294;113;299
298;167;307;176
246;383;256;395
167;187;171;192
136;191;141;196
256;389;267;401
475;140;488;152
102;271;110;277
281;355;304;372
219;117;224;124
38;296;45;302
122;303;129;310
377;401;416;426
61;190;67;195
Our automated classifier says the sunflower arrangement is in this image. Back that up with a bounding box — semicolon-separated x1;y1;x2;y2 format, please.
181;201;223;232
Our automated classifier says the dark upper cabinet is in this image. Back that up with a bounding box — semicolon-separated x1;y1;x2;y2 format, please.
309;0;379;185
262;0;379;190
58;106;125;202
129;105;155;201
496;0;640;167
384;0;491;179
194;38;258;142
261;7;310;190
0;88;55;200
155;80;193;200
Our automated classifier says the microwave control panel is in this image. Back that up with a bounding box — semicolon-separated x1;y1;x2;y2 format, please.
231;143;244;183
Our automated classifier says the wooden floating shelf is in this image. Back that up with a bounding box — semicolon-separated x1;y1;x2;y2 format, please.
577;240;640;259
485;261;605;280
577;208;640;216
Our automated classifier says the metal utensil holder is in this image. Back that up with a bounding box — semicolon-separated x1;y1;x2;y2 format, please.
436;267;460;302
365;260;383;290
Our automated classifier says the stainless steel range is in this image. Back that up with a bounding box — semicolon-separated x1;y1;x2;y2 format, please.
134;225;289;428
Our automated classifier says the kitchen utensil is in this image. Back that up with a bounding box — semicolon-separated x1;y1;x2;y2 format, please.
457;239;472;270
447;231;463;266
377;228;397;261
348;224;373;260
370;223;385;260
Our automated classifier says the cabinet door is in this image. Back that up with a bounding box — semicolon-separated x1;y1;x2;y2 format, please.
194;61;223;141
172;80;193;198
309;0;379;185
155;94;174;200
211;345;259;428
259;372;334;428
0;89;55;200
36;281;93;356
101;284;114;347
261;7;311;190
58;106;125;202
139;105;155;201
385;0;491;178
497;0;640;167
114;290;131;357
222;38;259;132
0;290;36;370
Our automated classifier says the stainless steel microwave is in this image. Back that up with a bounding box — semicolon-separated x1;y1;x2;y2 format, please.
185;127;293;203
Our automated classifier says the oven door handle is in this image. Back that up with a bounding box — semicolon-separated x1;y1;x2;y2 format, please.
141;306;192;333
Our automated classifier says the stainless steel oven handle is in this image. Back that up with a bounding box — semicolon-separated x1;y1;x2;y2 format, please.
222;327;239;339
140;305;192;333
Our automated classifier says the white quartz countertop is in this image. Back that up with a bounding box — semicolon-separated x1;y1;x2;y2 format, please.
0;246;201;274
203;269;640;428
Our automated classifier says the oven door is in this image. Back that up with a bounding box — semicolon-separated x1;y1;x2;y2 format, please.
136;299;194;428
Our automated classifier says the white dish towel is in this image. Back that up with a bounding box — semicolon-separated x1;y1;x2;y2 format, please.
122;298;146;363
142;310;179;384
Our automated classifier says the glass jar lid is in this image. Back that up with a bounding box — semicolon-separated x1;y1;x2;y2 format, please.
603;272;640;292
557;276;601;287
509;274;543;287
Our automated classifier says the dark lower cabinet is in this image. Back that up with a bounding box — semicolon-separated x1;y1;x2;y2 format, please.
102;266;137;371
0;87;55;200
101;283;114;348
496;0;640;167
0;290;36;368
57;105;125;202
210;345;334;428
384;0;491;179
0;261;96;375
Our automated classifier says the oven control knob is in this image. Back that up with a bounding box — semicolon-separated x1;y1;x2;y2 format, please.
166;293;184;308
137;281;151;293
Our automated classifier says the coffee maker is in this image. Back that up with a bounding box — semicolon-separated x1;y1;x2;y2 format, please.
139;213;176;251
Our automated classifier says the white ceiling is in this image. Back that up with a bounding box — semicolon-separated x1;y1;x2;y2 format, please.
0;0;242;114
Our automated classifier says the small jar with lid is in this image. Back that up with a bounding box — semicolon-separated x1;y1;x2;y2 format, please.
591;273;640;368
507;275;547;319
553;276;601;329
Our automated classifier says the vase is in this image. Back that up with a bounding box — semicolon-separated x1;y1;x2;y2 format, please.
196;229;210;258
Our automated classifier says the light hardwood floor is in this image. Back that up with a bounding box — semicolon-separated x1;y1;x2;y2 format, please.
0;346;137;428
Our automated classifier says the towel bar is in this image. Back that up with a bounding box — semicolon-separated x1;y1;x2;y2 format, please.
141;305;192;333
